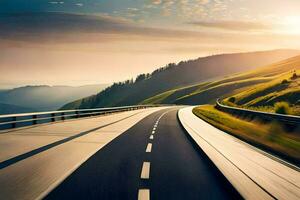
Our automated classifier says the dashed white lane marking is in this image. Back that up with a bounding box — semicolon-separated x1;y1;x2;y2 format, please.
138;109;177;200
141;162;151;179
146;143;152;153
138;189;150;200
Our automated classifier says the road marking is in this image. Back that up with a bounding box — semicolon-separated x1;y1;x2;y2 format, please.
155;109;171;124
138;189;150;200
138;109;176;200
146;143;152;153
141;162;150;179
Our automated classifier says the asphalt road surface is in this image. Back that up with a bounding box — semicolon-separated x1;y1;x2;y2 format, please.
45;108;242;200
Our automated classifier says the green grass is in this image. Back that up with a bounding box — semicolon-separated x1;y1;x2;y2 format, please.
143;55;300;106
175;77;270;103
226;70;300;105
142;77;270;105
274;102;292;115
142;90;175;104
60;98;84;110
141;82;209;104
222;70;300;116
193;105;300;164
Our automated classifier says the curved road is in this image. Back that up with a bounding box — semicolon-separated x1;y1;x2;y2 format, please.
46;108;241;200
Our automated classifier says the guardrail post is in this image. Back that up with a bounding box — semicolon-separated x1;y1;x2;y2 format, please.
33;115;37;125
12;117;16;128
76;111;79;118
62;112;65;121
51;113;55;122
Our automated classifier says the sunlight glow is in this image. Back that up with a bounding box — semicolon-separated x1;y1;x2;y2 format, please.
282;15;300;35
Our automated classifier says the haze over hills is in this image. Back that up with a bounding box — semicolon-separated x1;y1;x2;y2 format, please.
0;103;34;115
0;84;108;114
62;49;300;109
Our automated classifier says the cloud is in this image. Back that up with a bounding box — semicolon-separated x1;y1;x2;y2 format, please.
189;20;272;31
49;1;64;4
147;0;214;20
0;12;133;41
1;11;298;48
151;0;162;5
0;12;227;43
196;0;210;5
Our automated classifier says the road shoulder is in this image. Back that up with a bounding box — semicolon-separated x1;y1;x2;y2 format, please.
178;106;300;200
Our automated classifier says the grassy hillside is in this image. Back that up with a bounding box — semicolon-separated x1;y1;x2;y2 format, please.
0;84;108;114
62;49;300;109
143;55;300;109
222;69;300;115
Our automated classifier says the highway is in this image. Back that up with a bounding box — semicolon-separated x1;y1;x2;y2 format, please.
0;107;241;200
0;107;163;199
45;108;241;200
0;106;299;200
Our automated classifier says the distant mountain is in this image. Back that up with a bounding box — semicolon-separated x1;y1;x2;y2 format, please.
0;84;108;114
62;49;300;109
0;103;34;115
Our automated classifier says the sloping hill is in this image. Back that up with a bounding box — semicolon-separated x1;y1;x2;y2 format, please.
62;49;300;109
142;55;300;109
0;84;108;113
228;73;300;107
222;66;300;115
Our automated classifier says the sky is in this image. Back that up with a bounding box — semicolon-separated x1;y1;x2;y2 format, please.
1;0;300;88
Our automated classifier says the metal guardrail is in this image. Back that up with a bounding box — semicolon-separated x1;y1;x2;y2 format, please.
0;105;156;130
215;99;300;125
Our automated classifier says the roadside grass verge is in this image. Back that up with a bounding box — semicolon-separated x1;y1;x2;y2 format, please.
193;105;300;165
